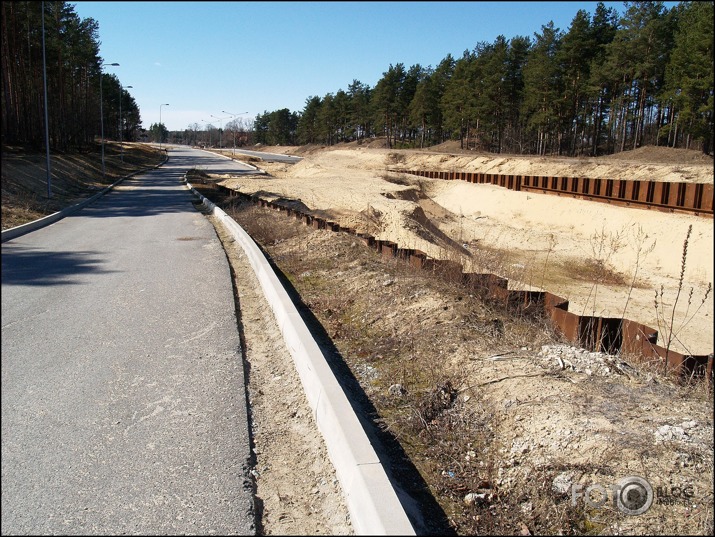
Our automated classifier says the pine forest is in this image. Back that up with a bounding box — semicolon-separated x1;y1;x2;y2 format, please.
2;1;713;157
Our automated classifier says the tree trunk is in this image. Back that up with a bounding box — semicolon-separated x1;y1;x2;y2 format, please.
420;115;425;148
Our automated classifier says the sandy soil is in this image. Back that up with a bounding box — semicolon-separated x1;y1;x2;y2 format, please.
220;144;714;356
208;198;714;536
210;217;353;535
4;142;711;534
192;144;715;534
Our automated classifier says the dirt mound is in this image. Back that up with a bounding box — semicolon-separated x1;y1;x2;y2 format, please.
382;188;422;203
605;145;714;164
364;137;390;149
251;144;328;156
427;140;479;154
272;197;313;213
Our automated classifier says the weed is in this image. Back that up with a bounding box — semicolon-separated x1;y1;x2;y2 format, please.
386;152;407;165
654;225;713;371
582;225;625;318
540;233;559;291
620;225;657;322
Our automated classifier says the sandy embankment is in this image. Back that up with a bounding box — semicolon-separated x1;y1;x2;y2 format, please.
223;146;714;355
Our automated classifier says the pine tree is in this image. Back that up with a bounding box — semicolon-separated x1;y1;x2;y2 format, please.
558;9;595;155
408;67;432;148
372;63;406;148
297;96;322;145
347;80;372;141
664;1;714;153
441;51;478;149
504;36;531;154
586;2;619;155
522;22;564;155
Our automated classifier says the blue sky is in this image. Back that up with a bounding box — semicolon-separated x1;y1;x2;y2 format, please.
71;1;676;132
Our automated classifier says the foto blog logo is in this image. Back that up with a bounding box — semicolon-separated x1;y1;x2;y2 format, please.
571;476;654;515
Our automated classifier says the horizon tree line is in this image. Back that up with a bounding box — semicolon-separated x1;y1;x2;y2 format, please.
3;2;711;157
245;1;712;156
167;117;255;148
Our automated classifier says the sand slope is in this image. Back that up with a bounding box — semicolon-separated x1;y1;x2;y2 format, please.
222;145;713;355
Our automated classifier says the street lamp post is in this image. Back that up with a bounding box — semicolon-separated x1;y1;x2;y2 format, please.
211;114;230;151
100;61;119;178
120;85;133;162
41;0;52;198
222;110;248;156
159;103;169;151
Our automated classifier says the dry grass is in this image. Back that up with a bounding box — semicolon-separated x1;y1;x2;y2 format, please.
653;224;714;367
214;196;594;535
7;148;713;536
205;177;713;534
1;142;164;230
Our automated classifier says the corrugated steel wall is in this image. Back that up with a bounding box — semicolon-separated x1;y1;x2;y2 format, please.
217;184;713;383
400;170;713;216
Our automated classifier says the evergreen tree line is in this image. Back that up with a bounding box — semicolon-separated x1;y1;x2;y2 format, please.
253;1;713;155
1;1;141;151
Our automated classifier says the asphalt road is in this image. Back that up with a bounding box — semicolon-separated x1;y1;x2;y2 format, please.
212;146;302;164
1;147;257;534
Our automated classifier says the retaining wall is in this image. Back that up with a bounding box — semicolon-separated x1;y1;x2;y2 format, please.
398;170;714;217
217;184;713;383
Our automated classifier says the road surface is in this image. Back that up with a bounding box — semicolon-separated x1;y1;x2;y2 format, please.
1;147;257;534
212;146;302;164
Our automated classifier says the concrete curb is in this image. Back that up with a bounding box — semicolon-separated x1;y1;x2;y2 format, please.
1;153;168;243
187;181;415;536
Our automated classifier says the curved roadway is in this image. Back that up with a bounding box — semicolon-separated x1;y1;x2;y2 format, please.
213;147;302;164
1;148;257;534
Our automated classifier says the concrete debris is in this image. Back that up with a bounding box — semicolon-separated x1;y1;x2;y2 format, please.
388;383;407;396
464;492;489;506
538;344;626;377
552;471;576;496
655;421;698;443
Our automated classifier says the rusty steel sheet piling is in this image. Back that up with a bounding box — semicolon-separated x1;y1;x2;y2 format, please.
226;187;712;383
400;169;713;217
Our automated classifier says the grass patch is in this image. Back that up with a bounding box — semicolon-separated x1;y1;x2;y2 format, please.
558;257;628;286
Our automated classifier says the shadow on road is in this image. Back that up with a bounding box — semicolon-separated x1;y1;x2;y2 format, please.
73;168;196;219
1;245;117;286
